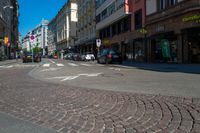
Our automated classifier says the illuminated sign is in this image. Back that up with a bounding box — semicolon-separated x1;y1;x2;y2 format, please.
137;28;148;34
182;15;200;23
4;37;8;45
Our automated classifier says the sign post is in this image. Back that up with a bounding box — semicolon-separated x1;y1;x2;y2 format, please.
96;39;101;56
29;34;35;63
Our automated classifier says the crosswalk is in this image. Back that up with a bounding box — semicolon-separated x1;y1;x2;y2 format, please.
41;62;95;68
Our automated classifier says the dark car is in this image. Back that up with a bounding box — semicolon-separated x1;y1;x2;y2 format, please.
97;49;122;64
72;53;81;61
22;53;41;63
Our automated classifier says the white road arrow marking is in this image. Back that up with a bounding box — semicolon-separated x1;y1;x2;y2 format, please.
40;67;61;72
47;73;102;81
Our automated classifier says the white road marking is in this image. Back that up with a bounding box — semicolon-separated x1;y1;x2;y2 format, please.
56;63;64;67
47;73;102;81
49;59;55;63
109;67;121;71
40;67;61;72
0;65;13;68
80;63;93;66
43;64;50;67
68;63;78;66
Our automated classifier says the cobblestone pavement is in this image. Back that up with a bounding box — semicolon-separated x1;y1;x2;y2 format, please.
0;68;200;133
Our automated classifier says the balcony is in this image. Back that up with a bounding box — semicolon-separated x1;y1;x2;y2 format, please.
146;0;200;25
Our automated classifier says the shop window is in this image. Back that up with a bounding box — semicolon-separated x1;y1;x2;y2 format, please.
134;9;142;30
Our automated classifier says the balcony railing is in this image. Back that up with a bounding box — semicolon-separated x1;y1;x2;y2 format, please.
146;0;200;24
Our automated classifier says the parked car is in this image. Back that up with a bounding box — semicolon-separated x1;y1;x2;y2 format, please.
53;55;58;59
97;49;122;64
85;52;95;61
72;53;81;61
64;53;73;60
22;52;41;63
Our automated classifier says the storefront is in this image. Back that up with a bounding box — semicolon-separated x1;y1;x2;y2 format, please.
184;27;200;63
149;32;178;63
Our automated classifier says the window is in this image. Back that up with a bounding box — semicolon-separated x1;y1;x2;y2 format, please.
158;0;166;10
96;14;100;22
170;0;177;6
101;9;107;20
108;2;115;16
134;9;142;30
116;0;125;9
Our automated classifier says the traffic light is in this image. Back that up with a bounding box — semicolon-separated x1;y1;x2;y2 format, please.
4;37;8;45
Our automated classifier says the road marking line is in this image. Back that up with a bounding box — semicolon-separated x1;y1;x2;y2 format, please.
47;73;102;81
68;63;78;66
43;64;50;67
80;63;93;66
49;59;55;63
40;67;61;72
56;63;64;67
0;65;13;68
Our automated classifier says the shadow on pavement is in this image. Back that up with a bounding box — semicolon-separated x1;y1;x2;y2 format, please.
119;61;200;74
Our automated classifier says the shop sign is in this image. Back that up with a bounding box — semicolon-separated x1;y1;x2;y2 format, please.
161;39;171;58
137;28;148;34
102;39;111;46
182;15;200;23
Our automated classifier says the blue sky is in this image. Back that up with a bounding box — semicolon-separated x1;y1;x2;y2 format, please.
19;0;68;38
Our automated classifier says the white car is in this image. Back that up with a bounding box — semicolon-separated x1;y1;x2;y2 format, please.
85;53;95;61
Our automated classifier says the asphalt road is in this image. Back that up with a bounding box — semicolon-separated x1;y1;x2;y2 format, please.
0;59;200;133
30;59;200;98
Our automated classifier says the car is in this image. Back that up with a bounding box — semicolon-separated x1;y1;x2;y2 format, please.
64;53;73;60
22;52;41;63
97;48;122;64
72;53;81;61
85;52;95;61
53;55;58;59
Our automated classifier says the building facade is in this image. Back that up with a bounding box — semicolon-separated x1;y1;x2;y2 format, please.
146;0;200;63
96;0;133;60
47;17;57;56
54;0;77;53
21;19;48;55
76;0;96;55
0;0;19;60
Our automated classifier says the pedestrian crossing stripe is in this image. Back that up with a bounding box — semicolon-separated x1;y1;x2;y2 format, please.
56;64;64;67
80;63;93;66
43;64;50;67
68;63;78;66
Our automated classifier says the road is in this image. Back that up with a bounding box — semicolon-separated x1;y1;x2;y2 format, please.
0;59;200;133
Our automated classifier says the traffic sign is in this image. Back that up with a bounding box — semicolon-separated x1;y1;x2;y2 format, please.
96;39;101;47
29;34;36;42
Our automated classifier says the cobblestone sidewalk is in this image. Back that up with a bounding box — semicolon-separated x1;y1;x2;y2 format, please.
0;68;200;133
